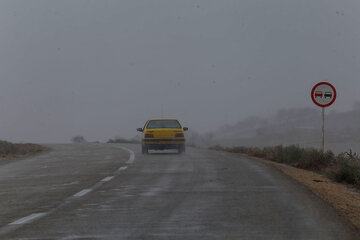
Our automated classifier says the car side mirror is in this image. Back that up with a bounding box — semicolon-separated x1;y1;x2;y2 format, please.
183;127;188;131
137;128;143;132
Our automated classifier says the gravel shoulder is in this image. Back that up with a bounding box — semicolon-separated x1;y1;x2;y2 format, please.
241;153;360;230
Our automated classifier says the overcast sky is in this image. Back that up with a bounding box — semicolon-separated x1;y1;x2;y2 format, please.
0;0;359;143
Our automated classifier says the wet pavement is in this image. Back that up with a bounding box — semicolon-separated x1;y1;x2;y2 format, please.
0;143;358;239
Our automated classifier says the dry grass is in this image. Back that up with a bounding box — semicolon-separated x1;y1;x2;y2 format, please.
211;145;360;187
0;141;48;160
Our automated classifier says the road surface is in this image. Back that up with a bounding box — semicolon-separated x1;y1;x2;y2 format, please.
0;143;358;239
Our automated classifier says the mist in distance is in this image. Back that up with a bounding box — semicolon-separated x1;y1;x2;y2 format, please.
0;0;359;143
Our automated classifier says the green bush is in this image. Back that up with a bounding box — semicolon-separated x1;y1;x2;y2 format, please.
0;141;16;155
295;149;333;170
332;152;360;185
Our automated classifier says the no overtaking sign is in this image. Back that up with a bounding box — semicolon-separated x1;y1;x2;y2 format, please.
311;82;337;152
311;82;337;108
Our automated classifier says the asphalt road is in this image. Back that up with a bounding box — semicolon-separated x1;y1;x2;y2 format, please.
0;143;358;239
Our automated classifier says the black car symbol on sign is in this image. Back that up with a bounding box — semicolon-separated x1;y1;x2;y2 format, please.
324;92;333;99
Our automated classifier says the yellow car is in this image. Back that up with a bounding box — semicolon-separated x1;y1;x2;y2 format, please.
137;118;188;154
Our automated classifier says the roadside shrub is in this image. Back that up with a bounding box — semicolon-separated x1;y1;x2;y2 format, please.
212;144;334;171
294;149;333;171
281;145;305;165
209;145;250;153
71;136;86;143
263;146;278;161
209;145;224;151
248;147;266;158
332;152;360;186
225;146;249;153
0;141;16;155
14;144;45;155
262;145;286;162
211;144;359;188
107;138;140;144
0;141;46;157
254;145;333;170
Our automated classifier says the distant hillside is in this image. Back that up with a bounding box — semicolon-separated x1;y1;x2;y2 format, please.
212;107;360;153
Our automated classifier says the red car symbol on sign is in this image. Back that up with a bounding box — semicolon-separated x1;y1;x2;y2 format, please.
315;91;323;98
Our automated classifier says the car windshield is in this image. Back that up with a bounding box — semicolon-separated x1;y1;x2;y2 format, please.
147;120;181;129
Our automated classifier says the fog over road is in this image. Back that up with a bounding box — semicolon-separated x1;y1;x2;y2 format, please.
0;144;357;239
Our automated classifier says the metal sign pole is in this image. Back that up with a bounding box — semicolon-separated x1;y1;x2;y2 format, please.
321;107;325;153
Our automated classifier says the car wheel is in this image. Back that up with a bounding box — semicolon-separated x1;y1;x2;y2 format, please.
142;145;148;154
178;145;185;154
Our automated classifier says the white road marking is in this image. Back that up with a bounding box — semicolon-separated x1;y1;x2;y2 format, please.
101;176;114;182
9;213;46;225
1;145;136;235
73;189;92;197
126;151;135;164
118;146;135;164
118;166;128;171
62;181;79;186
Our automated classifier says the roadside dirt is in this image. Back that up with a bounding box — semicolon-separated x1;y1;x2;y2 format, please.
241;153;360;230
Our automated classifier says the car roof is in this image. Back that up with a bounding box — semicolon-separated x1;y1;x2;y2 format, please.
148;118;179;121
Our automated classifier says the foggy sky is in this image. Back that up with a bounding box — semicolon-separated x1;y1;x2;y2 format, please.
0;0;359;143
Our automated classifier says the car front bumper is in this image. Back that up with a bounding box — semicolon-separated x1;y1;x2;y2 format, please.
143;139;185;150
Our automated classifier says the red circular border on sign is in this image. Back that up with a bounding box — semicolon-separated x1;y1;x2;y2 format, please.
311;82;337;108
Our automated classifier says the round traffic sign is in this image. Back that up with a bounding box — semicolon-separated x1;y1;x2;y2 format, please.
311;82;337;108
